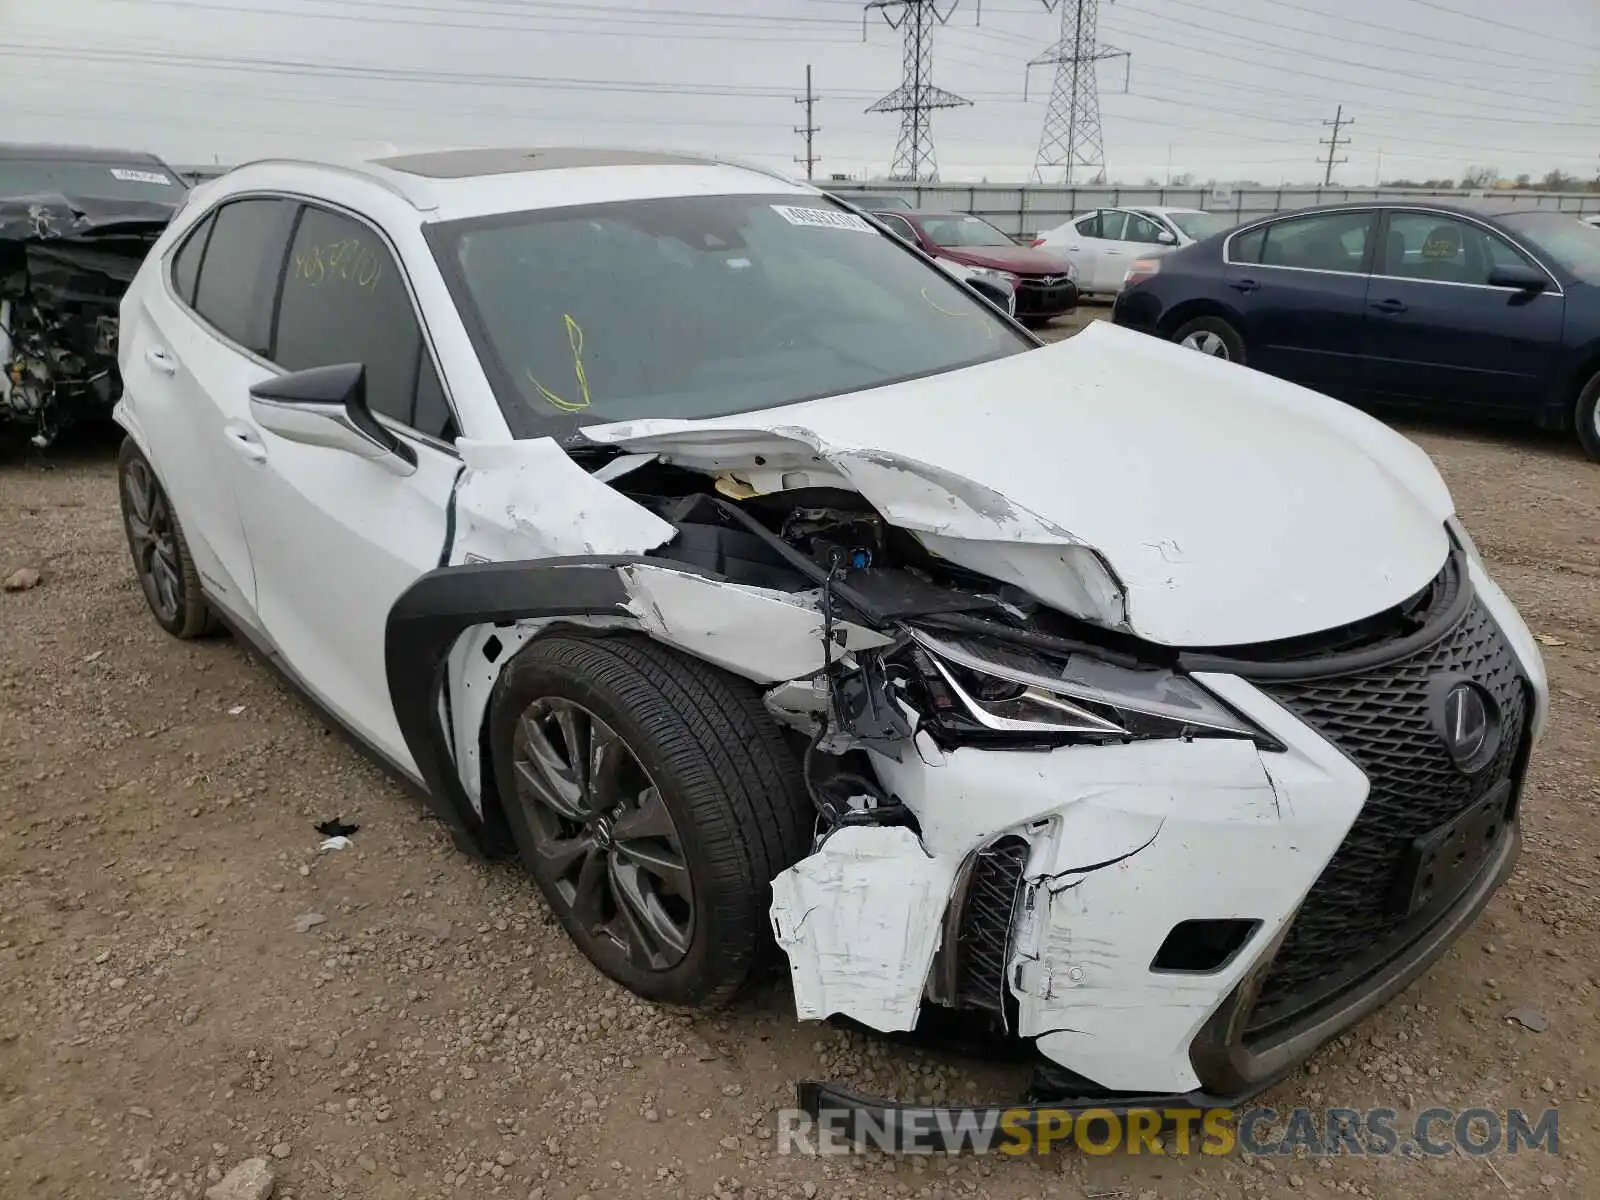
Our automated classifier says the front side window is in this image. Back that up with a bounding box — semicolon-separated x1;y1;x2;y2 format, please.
1124;215;1168;245
1379;212;1532;286
191;198;297;354
917;214;1017;249
273;204;453;438
428;192;1031;440
1254;210;1374;274
877;214;918;242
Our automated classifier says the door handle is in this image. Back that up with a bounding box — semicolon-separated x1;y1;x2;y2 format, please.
1370;298;1408;313
145;346;178;375
1230;278;1261;294
223;421;268;464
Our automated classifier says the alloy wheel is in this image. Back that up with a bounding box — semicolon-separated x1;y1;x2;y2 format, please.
511;698;694;970
122;457;182;624
1181;330;1231;358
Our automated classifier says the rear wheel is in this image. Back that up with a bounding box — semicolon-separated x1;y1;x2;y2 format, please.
487;634;813;1008
116;439;217;639
1575;370;1600;463
1172;315;1246;365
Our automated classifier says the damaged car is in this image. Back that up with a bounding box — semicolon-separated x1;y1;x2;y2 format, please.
1;142;189;447
114;147;1549;1125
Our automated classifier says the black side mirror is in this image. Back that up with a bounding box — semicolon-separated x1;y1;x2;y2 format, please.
1486;263;1548;292
248;362;417;474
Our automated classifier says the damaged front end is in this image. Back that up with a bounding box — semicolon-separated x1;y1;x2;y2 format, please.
386;422;1535;1132
1;196;177;447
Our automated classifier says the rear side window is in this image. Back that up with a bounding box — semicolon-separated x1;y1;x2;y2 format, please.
168;213;213;306
191;199;296;354
1253;211;1374;274
1074;212;1102;237
273;204;451;438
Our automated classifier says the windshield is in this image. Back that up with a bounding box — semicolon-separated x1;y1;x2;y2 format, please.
0;158;185;204
918;214;1017;249
1500;211;1600;285
1163;210;1230;242
429;192;1032;438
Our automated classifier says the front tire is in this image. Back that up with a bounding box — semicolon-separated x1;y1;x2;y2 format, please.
1172;315;1246;364
487;634;813;1008
1575;370;1600;463
116;439;216;639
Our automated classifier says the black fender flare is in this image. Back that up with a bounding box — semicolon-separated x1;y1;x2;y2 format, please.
383;555;721;857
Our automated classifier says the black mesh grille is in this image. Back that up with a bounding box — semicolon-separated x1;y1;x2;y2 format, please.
1248;592;1527;1033
954;836;1030;1017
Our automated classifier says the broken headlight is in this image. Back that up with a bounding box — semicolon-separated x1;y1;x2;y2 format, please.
898;628;1278;750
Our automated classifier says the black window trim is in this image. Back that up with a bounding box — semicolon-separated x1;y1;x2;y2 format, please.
160;187;465;455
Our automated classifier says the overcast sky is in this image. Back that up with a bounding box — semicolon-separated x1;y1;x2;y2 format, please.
3;0;1596;186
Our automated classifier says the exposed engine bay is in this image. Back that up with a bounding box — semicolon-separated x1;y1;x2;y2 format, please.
1;196;177;447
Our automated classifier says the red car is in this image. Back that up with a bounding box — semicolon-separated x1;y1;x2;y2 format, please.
870;209;1079;325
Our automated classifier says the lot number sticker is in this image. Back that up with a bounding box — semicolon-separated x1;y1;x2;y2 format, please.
771;205;873;233
109;168;174;185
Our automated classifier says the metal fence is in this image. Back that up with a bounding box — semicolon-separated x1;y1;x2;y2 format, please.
822;181;1600;238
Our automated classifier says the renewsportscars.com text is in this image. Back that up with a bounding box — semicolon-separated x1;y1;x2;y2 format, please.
776;1105;1560;1157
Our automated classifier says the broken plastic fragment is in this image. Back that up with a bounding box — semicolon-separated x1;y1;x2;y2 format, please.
769;825;957;1031
318;836;353;852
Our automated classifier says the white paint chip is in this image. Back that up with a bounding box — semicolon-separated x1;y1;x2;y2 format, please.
769;825;957;1032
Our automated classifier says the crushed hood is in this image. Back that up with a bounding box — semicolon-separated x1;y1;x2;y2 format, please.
0;192;180;244
581;321;1454;648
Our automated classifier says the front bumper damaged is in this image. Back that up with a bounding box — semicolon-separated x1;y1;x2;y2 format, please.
775;558;1542;1141
795;822;1519;1144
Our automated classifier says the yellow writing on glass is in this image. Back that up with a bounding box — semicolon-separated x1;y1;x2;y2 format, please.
291;239;384;289
526;314;593;413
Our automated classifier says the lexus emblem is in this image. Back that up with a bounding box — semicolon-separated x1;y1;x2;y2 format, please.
1438;681;1498;771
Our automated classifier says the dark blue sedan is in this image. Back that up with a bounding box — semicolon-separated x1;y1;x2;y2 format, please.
1111;201;1600;460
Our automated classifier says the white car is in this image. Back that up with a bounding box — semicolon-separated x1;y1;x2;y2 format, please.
1033;205;1234;297
115;147;1547;1118
1581;213;1600;230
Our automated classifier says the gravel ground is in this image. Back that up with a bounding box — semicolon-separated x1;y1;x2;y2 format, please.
2;311;1597;1199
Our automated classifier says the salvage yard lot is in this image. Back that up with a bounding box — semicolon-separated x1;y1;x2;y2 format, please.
2;327;1598;1198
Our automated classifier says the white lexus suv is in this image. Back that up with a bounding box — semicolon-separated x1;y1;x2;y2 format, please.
114;147;1547;1124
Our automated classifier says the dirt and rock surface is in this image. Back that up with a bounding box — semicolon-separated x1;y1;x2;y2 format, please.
2;313;1597;1198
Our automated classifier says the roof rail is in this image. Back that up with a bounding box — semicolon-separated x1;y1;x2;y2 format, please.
214;157;432;211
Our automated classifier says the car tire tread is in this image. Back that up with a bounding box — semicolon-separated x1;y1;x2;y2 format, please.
488;633;813;1009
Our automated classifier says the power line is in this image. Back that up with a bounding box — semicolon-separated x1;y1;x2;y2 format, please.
863;0;973;181
1094;12;1600;118
1109;0;1595;77
1320;105;1353;186
1025;0;1128;184
1390;0;1600;50
795;65;821;180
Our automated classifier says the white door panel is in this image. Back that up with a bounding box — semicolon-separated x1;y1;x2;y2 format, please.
120;291;266;615
233;432;459;772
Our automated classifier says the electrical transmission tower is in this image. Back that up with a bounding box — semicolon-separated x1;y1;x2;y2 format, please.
1025;0;1129;185
862;0;972;182
1320;105;1353;186
795;64;821;180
